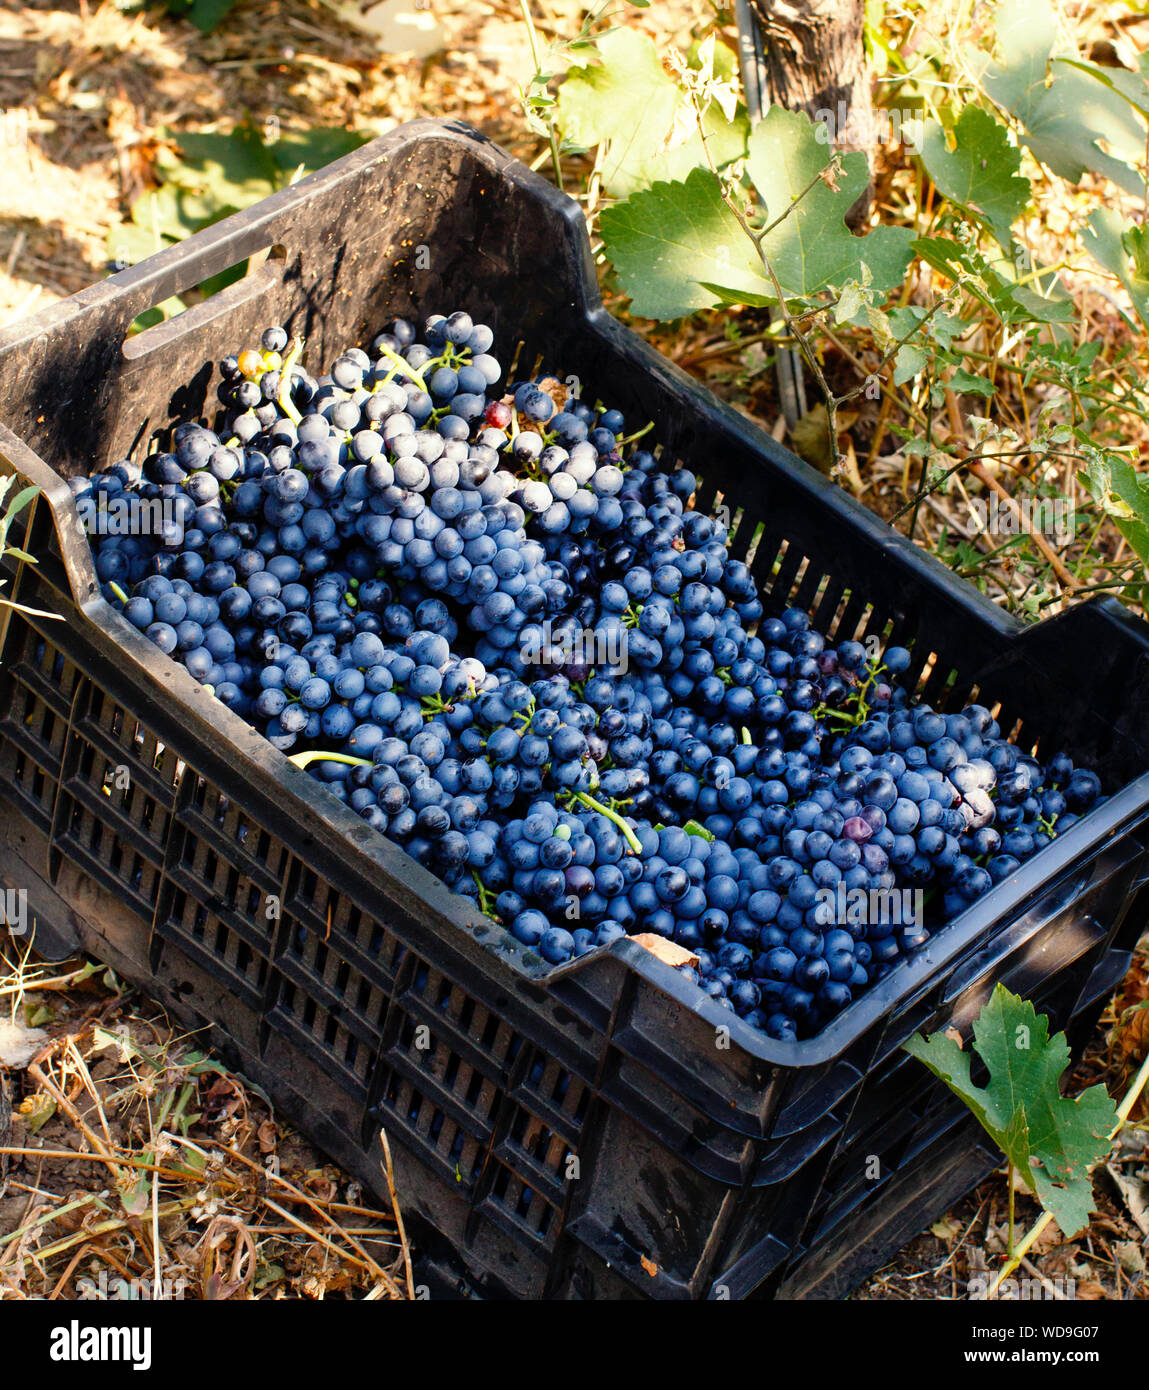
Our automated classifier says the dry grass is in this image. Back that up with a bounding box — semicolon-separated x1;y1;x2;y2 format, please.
0;0;719;322
0;939;412;1301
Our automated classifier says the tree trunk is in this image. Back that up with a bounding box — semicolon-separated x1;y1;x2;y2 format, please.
743;0;875;224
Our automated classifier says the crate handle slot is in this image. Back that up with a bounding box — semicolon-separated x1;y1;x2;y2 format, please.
121;245;284;363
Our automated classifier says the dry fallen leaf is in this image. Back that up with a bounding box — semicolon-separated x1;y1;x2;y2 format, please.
791;404;833;473
1074;1280;1107;1300
821;162;842;192
640;1254;658;1278
17;1092;55;1135
930;1217;962;1242
1116;1004;1149;1064
1114;1240;1145;1275
305;1170;338;1203
1105;1164;1149;1237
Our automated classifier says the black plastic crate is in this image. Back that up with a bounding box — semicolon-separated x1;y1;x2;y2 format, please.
1;120;1148;1299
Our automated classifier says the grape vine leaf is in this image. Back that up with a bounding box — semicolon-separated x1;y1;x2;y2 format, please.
110;124;372;262
904;985;1116;1237
1055;52;1149;120
598;167;769;319
556;29;679;195
1083;210;1149;331
601;106;911;318
744;107;914;303
556;29;746;198
645;101;749;192
985;0;1146;199
694;283;774;309
887;306;954;343
834;267;872;326
107;122;371;330
919;106;1029;250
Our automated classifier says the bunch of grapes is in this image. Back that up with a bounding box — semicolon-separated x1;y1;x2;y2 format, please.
77;310;1105;1040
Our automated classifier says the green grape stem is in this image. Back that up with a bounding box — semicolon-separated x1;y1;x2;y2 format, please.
617;420;655;447
471;870;500;921
374;342;428;393
813;660;888;730
287;750;371;770
568;791;642;853
277;336;305;426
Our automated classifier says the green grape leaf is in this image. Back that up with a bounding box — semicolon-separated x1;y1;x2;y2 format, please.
156;126;280;205
1055;53;1149;120
912;234;981;281
1083;209;1149;331
888;305;971;356
2;484;40;524
745;107;914;302
555;28;683;194
834;271;872;325
985;0;1146;198
556;28;745;196
642;99;749;190
695;281;776;309
106;122;370;329
143;125;371;240
129;297;189;333
125;182;221;247
920;106;1029;249
1008;282;1075;324
599;167;770;319
904;985;1116;1237
266;126;372;175
686;32;738;80
105;217;173;268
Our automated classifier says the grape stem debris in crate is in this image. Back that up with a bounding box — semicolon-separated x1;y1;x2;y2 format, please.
80;310;1104;1039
